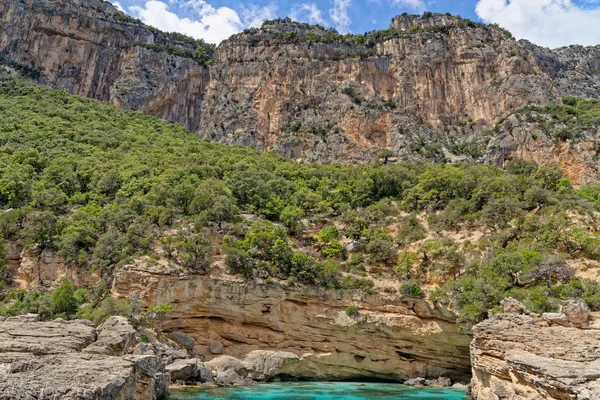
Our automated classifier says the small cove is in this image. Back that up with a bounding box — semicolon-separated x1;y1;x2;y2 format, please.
170;382;468;400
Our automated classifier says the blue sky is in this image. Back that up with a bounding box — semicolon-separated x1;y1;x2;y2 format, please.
113;0;600;48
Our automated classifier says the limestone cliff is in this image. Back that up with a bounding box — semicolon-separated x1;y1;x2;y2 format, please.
4;0;600;167
5;246;472;382
0;0;209;132
470;300;600;399
200;17;553;163
109;264;472;383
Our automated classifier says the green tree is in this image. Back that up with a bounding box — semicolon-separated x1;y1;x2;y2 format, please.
149;303;172;334
51;280;79;316
280;205;305;234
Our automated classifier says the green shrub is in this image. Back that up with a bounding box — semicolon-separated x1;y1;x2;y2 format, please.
345;305;358;316
400;279;424;298
342;275;374;292
322;241;345;259
51;280;79;316
396;214;426;245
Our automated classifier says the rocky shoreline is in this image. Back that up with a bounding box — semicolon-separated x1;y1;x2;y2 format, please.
470;298;600;400
0;312;469;399
3;300;600;399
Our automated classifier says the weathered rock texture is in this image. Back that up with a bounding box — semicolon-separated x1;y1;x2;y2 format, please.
485;109;600;184
0;0;208;132
0;314;168;399
3;1;600;171
111;265;472;382
470;311;600;399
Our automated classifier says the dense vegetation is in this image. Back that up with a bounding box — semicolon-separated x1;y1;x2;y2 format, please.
1;77;600;327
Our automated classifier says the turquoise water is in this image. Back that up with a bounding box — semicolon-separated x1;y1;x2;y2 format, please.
170;382;468;400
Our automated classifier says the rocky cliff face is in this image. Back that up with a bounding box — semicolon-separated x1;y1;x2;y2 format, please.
522;40;600;99
0;0;209;132
111;264;472;382
200;18;553;163
5;0;600;167
485;110;600;184
5;248;472;382
0;314;169;399
470;299;600;399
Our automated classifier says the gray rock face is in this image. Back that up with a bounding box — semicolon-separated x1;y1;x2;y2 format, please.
209;340;224;354
0;315;168;399
165;358;198;382
470;311;600;400
0;316;96;354
522;40;600;98
168;331;196;350
84;316;137;356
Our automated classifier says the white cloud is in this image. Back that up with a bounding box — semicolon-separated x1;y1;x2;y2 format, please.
241;4;278;28
290;3;327;25
129;0;241;44
129;0;278;44
330;0;351;32
112;2;124;12
475;0;600;48
391;0;426;11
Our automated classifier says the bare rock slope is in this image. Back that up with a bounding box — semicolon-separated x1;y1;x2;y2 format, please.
0;314;169;400
470;299;600;400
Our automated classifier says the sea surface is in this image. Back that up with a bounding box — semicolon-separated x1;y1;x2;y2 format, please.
170;382;468;400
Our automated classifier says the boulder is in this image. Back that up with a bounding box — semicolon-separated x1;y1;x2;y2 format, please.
209;340;224;354
205;355;246;374
165;358;198;382
84;316;137;356
542;313;570;327
561;299;590;327
198;364;215;383
243;350;300;381
168;331;195;350
404;377;426;386
346;241;362;253
425;376;451;387
500;298;527;314
132;342;156;356
215;368;244;386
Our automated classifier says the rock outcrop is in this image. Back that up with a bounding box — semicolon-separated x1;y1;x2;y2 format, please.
111;265;472;382
0;314;169;399
470;303;600;399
